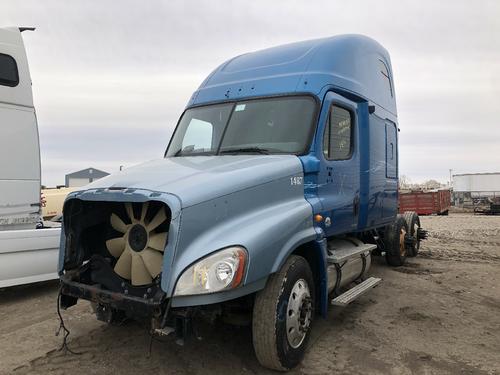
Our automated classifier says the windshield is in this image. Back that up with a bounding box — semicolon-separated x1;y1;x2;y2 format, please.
166;96;316;156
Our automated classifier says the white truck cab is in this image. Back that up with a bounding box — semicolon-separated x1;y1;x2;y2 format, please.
0;27;40;230
0;27;60;287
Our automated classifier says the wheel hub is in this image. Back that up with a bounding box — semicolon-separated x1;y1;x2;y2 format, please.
286;279;312;349
128;224;148;252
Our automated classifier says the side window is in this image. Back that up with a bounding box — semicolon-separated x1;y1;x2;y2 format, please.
379;60;393;97
181;118;213;151
0;53;19;87
323;105;352;160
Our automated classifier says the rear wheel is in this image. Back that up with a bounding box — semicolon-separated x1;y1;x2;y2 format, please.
385;215;409;266
403;211;421;257
252;255;314;371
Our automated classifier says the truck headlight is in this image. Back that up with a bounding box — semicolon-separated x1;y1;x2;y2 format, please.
173;246;247;296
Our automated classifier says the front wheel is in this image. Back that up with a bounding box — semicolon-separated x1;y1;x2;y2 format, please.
252;255;315;371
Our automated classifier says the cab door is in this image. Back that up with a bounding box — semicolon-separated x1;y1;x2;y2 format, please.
316;92;360;235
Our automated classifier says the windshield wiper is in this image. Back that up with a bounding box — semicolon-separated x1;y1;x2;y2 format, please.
174;148;215;157
220;147;271;155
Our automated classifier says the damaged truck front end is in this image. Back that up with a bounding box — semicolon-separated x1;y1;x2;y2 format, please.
58;155;312;337
59;188;181;327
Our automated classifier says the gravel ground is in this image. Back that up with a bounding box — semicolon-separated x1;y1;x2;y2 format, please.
1;213;499;375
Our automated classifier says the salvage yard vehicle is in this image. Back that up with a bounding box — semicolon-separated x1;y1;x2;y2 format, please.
0;27;60;288
58;35;427;370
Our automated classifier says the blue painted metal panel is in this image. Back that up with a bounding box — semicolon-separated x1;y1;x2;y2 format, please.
169;171;316;303
383;120;399;220
357;102;371;229
190;35;396;117
86;155;303;209
300;90;398;232
314;92;360;235
385;122;397;179
313;234;329;317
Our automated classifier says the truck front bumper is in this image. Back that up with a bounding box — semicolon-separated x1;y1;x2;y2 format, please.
59;275;166;318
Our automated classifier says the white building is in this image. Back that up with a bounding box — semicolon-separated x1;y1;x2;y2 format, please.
65;167;109;187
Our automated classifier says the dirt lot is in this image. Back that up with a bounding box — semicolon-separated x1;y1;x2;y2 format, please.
1;213;499;375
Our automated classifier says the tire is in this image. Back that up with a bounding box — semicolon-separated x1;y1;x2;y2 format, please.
403;211;421;257
384;215;409;267
252;255;315;371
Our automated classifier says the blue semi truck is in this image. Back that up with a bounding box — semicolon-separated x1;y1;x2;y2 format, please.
58;35;426;370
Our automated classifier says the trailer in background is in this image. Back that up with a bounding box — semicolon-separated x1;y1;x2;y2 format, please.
399;189;451;216
452;173;500;213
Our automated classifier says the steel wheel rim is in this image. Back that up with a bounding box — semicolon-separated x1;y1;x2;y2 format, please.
399;228;407;256
286;279;312;349
414;221;421;250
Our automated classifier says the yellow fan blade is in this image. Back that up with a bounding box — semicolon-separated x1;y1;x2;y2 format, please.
131;255;152;286
147;207;166;232
105;237;125;258
148;232;167;252
110;213;128;233
141;248;163;278
140;202;149;223
114;249;132;280
125;202;135;223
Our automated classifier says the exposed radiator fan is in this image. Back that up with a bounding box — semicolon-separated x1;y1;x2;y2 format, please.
105;202;168;286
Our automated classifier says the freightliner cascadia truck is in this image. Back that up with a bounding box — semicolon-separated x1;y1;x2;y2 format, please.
58;35;426;371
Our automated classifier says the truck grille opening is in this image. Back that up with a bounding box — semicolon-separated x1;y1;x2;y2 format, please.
63;199;171;289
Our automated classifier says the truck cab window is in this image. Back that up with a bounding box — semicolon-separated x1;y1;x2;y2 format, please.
0;53;19;87
167;103;232;156
182;119;214;152
219;96;316;154
323;105;352;160
166;96;316;157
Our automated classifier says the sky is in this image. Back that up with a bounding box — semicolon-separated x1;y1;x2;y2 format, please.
2;0;500;187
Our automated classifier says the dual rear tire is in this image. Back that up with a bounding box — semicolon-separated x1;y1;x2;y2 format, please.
385;215;409;266
385;212;421;266
403;211;421;257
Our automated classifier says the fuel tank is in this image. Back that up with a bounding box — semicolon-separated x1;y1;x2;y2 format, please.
326;238;373;293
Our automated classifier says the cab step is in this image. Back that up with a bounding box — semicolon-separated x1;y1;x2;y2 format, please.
326;239;377;264
331;277;381;306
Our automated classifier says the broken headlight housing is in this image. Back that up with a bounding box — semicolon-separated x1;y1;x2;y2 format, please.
173;246;247;296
